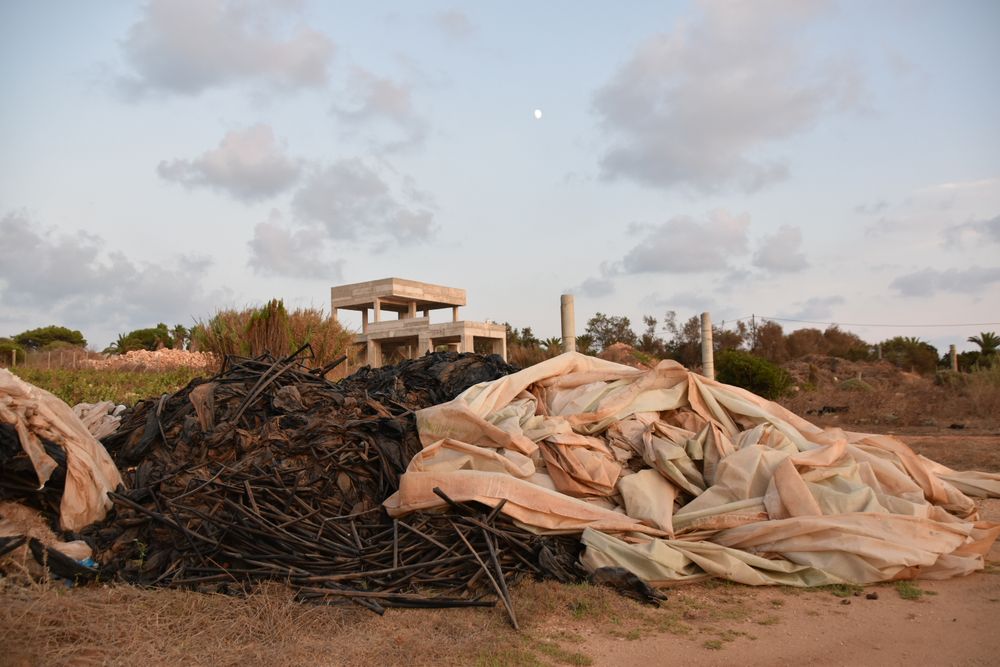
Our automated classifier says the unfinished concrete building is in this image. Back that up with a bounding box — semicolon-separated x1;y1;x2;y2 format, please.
331;278;507;367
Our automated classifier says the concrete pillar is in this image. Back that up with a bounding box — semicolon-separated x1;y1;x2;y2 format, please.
452;306;460;322
560;294;576;353
950;344;958;372
366;339;378;367
460;332;472;353
373;298;381;322
701;311;714;380
407;301;417;319
422;308;429;319
492;337;507;361
331;307;338;323
361;308;368;333
418;333;432;355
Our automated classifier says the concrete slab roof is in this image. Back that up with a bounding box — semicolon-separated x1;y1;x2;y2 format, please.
331;277;467;313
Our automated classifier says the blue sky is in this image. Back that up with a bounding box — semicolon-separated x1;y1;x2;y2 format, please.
1;0;998;352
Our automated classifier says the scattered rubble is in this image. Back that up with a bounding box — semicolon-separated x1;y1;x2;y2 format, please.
81;348;217;372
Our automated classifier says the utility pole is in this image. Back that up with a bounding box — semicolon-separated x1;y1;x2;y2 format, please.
950;344;958;372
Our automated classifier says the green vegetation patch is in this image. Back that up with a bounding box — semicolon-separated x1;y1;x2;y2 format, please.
13;367;205;406
895;581;936;600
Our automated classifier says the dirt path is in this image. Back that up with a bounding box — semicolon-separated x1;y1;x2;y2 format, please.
572;498;1000;667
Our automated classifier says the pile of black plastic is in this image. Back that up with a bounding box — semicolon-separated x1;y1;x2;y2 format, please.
67;350;578;623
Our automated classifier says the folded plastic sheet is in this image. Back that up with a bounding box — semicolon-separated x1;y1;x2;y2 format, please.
0;370;122;531
386;353;1000;585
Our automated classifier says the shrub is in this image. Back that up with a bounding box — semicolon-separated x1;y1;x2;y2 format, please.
0;338;26;366
715;350;792;400
839;377;875;392
192;300;353;371
880;336;939;374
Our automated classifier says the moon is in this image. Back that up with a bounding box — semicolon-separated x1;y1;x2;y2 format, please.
533;109;543;120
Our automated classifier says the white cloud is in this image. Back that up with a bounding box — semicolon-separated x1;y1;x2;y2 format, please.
332;68;428;152
117;0;334;97
592;0;864;193
890;266;1000;297
434;9;475;40
621;211;750;273
0;211;223;339
291;159;436;244
248;213;342;280
854;200;889;215
783;295;844;320
944;213;1000;247
752;225;808;273
573;277;616;298
158;124;302;201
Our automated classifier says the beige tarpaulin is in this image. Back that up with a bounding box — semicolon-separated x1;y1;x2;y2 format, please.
386;353;1000;586
0;370;122;531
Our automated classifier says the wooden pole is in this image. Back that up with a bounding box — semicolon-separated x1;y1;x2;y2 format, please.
950;344;958;372
701;312;714;380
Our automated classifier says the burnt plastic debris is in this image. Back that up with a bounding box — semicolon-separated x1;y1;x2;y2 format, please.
61;349;580;624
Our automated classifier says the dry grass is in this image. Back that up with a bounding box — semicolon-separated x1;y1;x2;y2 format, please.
0;578;703;667
192;301;354;376
780;358;1000;430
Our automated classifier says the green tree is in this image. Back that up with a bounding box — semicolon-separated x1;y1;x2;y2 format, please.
823;325;871;360
113;323;173;353
968;331;999;356
752;320;788;362
539;337;563;354
785;327;828;358
636;316;667;357
575;334;595;355
13;325;86;350
880;336;939;374
662;311;702;367
171;324;190;350
0;338;26;365
584;313;637;352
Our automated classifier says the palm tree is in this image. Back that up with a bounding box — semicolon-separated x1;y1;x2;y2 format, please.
539;337;563;355
968;331;999;356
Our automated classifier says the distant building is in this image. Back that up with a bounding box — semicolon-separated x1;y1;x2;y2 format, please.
331;277;507;367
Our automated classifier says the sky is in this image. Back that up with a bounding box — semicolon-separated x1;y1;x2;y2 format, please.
1;0;998;353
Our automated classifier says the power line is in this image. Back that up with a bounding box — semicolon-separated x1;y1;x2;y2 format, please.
756;316;1000;328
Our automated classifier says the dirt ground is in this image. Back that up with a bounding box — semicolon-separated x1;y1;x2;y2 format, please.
2;430;999;666
574;498;1000;667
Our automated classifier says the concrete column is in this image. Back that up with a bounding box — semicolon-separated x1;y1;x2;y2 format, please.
373;298;381;322
950;344;958;372
701;311;714;380
560;294;576;353
452;306;460;322
492;337;507;361
366;339;378;367
460;332;472;353
361;308;368;333
331;307;338;323
418;333;432;355
422;308;429;319
407;301;417;319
